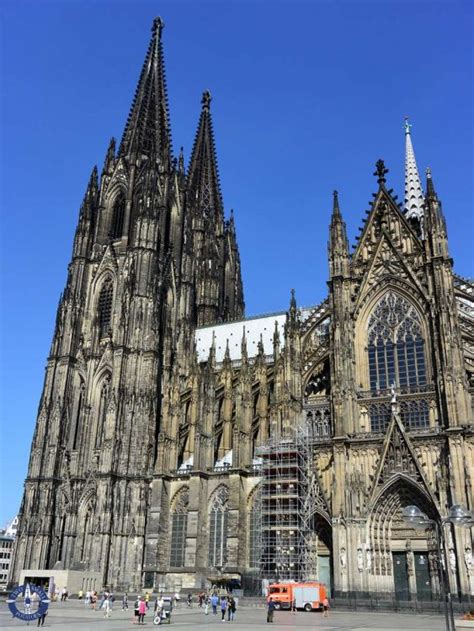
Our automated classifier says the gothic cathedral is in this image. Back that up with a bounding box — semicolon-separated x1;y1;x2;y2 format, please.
11;18;474;600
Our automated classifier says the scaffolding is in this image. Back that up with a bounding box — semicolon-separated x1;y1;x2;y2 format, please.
257;423;321;583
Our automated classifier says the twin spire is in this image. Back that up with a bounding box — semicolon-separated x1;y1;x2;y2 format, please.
119;17;171;164
187;90;224;218
118;16;224;221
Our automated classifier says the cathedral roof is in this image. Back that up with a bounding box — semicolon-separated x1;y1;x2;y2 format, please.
195;306;315;363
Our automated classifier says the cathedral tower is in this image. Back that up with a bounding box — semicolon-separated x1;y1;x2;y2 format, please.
11;18;244;590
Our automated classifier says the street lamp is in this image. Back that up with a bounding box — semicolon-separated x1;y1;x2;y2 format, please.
402;504;473;631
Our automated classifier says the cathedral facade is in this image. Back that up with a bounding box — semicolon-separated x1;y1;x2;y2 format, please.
11;18;474;601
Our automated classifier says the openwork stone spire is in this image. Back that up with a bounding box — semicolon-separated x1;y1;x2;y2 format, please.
404;117;424;221
119;17;171;167
187;90;224;219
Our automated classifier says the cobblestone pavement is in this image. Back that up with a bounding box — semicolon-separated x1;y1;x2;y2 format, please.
0;599;448;631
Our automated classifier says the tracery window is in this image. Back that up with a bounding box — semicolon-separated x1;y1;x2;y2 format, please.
110;194;125;239
367;292;426;392
98;279;114;337
95;375;110;448
170;488;189;568
208;486;229;568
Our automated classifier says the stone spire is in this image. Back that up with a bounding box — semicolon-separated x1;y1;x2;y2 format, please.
329;190;349;278
404;117;424;221
187;90;224;220
119;17;171;167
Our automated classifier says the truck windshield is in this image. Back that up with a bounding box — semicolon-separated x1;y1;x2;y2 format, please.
269;588;280;593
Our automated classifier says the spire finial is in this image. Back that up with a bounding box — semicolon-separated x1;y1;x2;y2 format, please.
374;159;388;185
201;90;212;111
404;115;412;135
332;190;341;216
152;16;164;38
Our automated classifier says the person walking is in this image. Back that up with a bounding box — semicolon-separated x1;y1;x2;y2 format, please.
291;597;297;614
227;596;236;621
322;596;330;617
122;592;128;610
138;597;147;624
144;592;150;610
36;610;47;627
103;596;111;619
211;593;219;616
220;595;227;622
204;595;209;615
85;590;90;606
267;599;275;623
133;597;140;624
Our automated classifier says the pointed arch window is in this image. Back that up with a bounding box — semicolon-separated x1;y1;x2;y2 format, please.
170;488;189;568
110;193;125;239
98;279;114;337
80;505;93;561
72;379;85;450
95;375;110;448
367;292;426;393
208;487;229;567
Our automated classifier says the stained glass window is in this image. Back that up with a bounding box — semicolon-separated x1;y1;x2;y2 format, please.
170;489;189;568
208;487;228;567
367;292;426;392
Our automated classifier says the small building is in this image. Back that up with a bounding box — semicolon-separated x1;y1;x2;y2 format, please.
0;535;15;589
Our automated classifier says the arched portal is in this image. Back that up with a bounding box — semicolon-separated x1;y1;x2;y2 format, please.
368;477;439;601
307;510;333;596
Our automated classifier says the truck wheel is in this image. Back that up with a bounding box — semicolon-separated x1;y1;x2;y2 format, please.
274;603;281;610
304;603;312;612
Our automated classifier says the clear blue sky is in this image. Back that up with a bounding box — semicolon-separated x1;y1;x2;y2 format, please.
0;0;472;525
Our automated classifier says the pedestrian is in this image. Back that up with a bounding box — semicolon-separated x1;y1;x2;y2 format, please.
211;593;218;615
204;595;209;615
37;610;47;627
138;597;147;624
322;595;329;617
122;592;128;610
267;599;275;623
78;589;83;600
187;593;192;608
85;590;90;606
103;596;112;618
227;596;236;621
61;587;67;602
291;597;297;614
133;597;140;624
145;591;150;610
220;595;227;621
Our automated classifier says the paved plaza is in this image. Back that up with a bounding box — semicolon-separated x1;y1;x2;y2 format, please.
0;599;448;631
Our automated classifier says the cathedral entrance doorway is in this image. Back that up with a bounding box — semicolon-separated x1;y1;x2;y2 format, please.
393;552;410;601
309;513;333;596
369;478;439;601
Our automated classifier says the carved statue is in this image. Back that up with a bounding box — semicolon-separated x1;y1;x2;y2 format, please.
340;547;347;570
357;547;364;573
465;546;473;575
